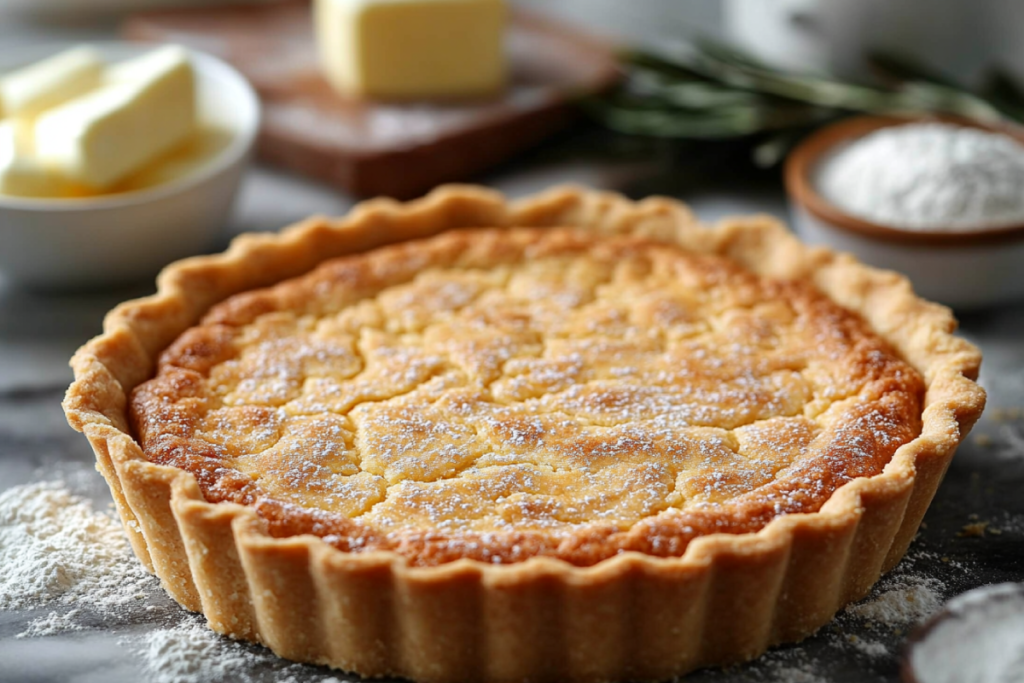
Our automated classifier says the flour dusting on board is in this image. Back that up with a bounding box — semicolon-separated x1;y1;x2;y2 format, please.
846;576;945;624
0;471;967;681
761;663;829;683
0;481;154;621
0;477;360;682
126;615;350;683
132;618;257;683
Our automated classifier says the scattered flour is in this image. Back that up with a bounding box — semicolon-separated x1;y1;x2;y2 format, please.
124;615;350;683
0;478;369;682
994;512;1024;536
0;476;975;682
132;617;258;683
839;635;890;658
0;481;155;625
997;423;1024;459
846;576;945;625
18;609;85;638
762;663;828;683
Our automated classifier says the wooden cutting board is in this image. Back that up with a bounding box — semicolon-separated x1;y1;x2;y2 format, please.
123;1;619;198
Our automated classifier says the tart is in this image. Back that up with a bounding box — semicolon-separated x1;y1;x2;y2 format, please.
64;186;985;682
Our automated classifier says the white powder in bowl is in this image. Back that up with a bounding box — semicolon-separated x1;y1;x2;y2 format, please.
817;122;1024;231
126;616;352;683
909;583;1024;683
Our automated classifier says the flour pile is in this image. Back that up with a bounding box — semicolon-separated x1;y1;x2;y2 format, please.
845;575;945;625
135;618;262;683
131;616;349;683
0;481;154;629
0;479;352;682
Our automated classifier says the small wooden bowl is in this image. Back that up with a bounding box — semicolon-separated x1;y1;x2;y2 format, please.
784;115;1024;308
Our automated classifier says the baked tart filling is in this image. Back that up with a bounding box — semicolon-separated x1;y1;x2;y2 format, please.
131;227;924;567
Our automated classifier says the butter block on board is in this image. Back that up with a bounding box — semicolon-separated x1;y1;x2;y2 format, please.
0;46;104;118
35;46;196;190
315;0;506;99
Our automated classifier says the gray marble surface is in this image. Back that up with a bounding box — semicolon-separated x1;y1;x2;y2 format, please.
2;11;1024;683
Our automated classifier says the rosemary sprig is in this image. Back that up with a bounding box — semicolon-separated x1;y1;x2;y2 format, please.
586;40;1024;158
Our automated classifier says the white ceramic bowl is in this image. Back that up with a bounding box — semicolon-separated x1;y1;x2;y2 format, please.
785;115;1024;310
0;43;260;289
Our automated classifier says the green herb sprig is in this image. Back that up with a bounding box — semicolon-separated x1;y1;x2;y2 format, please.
585;41;1024;164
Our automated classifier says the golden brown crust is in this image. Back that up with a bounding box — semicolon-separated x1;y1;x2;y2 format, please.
64;186;985;682
129;227;925;568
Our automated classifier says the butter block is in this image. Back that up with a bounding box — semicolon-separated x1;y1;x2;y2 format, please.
315;0;506;99
0;120;79;198
35;46;196;190
0;46;104;118
120;127;233;193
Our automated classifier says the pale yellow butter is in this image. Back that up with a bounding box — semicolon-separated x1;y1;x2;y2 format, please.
0;46;104;118
315;0;506;99
0;120;80;198
35;46;196;190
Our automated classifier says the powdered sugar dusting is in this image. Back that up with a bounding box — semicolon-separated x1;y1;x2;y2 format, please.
141;233;923;563
846;576;944;624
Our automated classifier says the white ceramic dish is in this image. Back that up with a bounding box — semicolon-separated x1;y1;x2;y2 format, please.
903;582;1024;683
0;43;260;290
785;115;1024;310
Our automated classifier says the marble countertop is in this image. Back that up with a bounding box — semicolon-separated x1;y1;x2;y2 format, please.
1;14;1024;683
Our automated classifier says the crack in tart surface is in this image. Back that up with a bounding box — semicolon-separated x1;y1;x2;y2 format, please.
64;186;985;683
